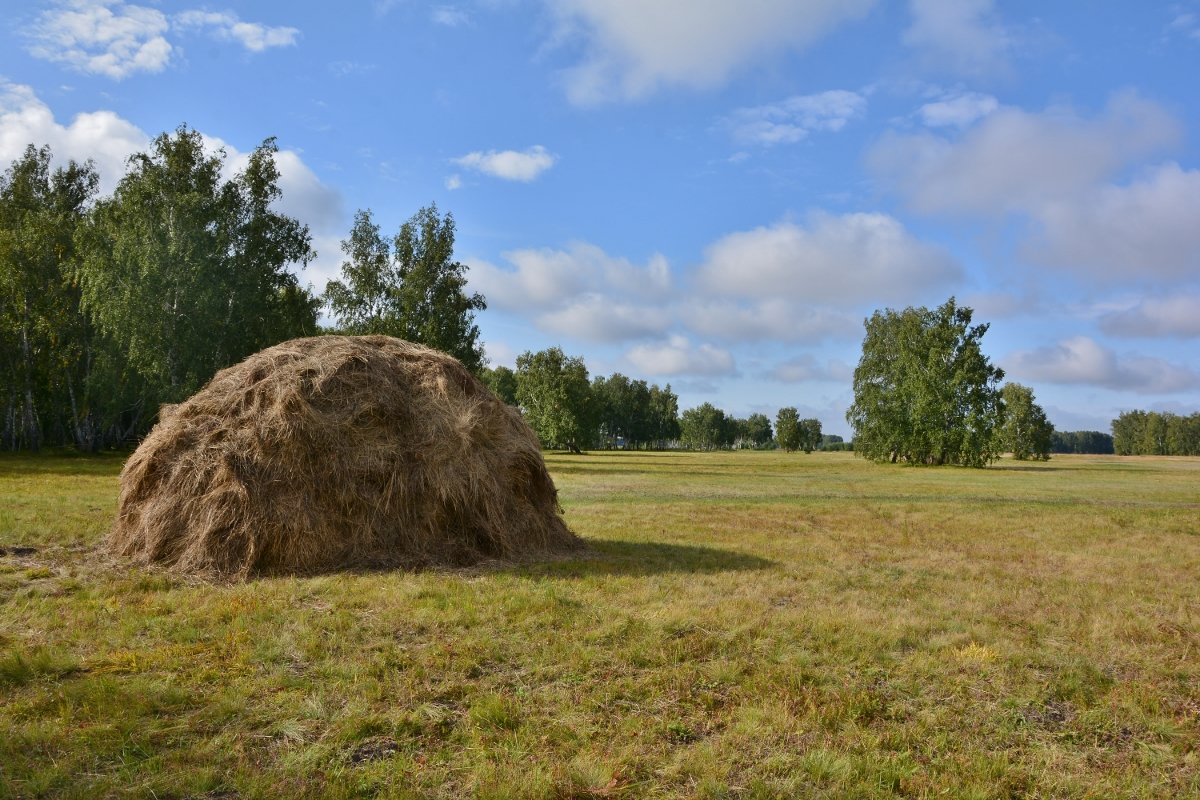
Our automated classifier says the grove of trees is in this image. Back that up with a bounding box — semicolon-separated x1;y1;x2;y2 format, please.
679;402;734;450
1111;410;1200;456
775;408;822;453
324;205;486;372
997;383;1053;461
2;131;322;452
847;298;1006;467
513;347;595;454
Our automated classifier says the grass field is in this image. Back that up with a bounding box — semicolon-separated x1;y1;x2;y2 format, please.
1;450;1198;799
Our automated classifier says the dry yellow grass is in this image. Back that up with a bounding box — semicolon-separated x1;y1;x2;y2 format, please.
1;450;1198;798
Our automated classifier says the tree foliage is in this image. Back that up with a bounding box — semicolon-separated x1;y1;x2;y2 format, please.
481;365;517;405
0;145;98;451
515;347;594;453
680;403;734;450
324;205;486;372
798;418;823;454
846;298;1005;467
647;383;681;446
998;383;1053;460
76;127;318;402
735;413;773;448
593;372;652;447
1112;410;1200;455
775;407;800;452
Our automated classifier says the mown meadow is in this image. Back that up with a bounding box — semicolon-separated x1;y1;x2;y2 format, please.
1;451;1198;798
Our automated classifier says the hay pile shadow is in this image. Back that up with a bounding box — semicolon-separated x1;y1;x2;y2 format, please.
109;335;581;579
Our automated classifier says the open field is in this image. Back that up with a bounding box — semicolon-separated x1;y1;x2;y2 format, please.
1;451;1198;798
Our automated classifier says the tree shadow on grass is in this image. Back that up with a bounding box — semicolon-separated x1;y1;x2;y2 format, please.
510;538;776;579
990;464;1064;472
0;452;126;479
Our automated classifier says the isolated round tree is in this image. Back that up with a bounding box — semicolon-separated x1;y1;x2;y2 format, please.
108;336;580;578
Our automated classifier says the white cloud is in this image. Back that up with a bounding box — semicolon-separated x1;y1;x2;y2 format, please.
302;233;348;297
544;0;875;104
682;299;859;343
328;60;376;77
27;0;173;79
224;145;342;234
467;243;671;342
484;339;519;369
724;89;866;146
960;290;1038;319
432;6;470;27
1099;294;1200;339
918;92;998;128
25;2;300;79
868;90;1181;216
697;212;961;305
176;10;299;52
453;145;557;182
0;81;343;273
626;336;735;377
538;296;670;342
768;354;853;383
444;174;463;190
903;0;1011;76
0;80;148;193
1026;162;1200;280
1004;336;1200;394
1168;11;1200;41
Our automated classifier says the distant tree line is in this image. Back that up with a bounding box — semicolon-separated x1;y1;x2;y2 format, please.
1111;411;1200;456
483;348;831;454
1051;431;1114;455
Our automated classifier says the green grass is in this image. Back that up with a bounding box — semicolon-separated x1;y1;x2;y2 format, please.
1;450;1198;798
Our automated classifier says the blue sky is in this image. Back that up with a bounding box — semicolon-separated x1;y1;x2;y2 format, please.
2;1;1199;437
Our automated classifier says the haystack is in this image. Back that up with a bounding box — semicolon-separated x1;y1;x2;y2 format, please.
108;335;581;578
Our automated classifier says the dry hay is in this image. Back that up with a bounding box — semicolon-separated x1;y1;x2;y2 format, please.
108;335;581;578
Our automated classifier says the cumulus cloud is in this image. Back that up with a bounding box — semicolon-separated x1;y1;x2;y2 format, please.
539;297;670;342
918;92;998;128
697;212;961;305
453;145;557;182
1099;294;1200;339
25;1;299;79
625;336;735;377
0;80;148;193
467;243;671;343
868;90;1181;216
768;354;853;383
0;81;342;283
1167;11;1200;41
544;0;875;104
1004;336;1200;394
682;299;859;343
432;6;470;27
1026;162;1200;280
483;339;519;369
903;0;1011;76
175;10;299;52
960;290;1039;319
27;0;173;79
870;90;1200;281
724;89;867;146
